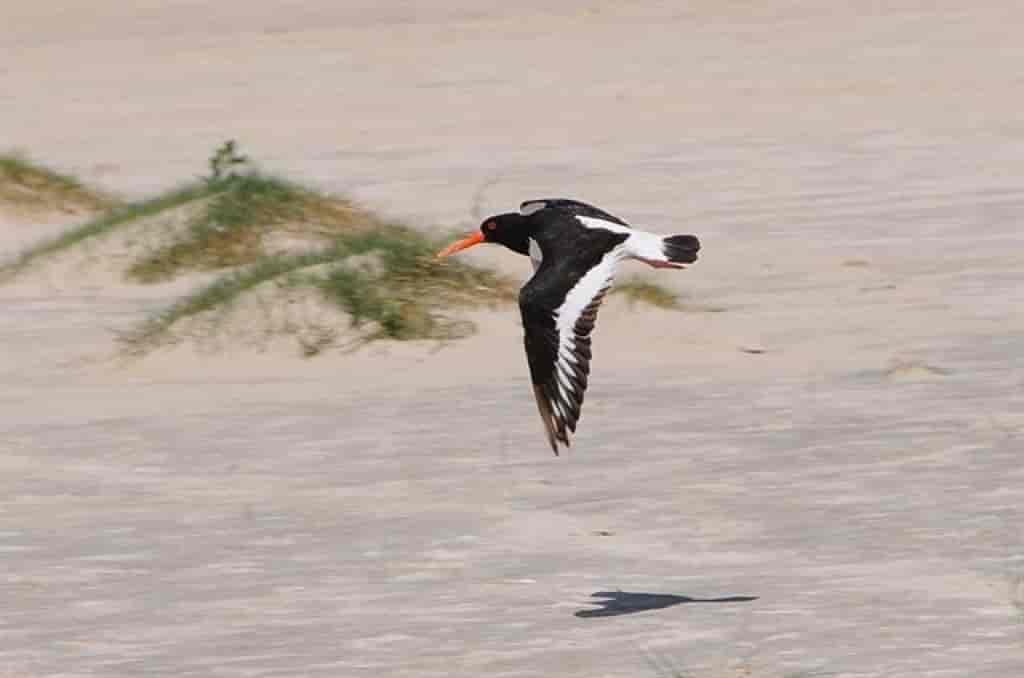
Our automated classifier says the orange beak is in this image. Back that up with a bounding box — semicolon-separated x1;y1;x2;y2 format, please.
436;231;485;258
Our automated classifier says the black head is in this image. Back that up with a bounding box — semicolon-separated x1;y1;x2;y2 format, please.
479;213;531;255
436;212;531;259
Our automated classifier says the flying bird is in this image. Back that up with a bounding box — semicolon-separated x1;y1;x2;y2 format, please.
436;199;700;454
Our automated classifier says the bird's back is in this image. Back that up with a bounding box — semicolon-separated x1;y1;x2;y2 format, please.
523;204;630;282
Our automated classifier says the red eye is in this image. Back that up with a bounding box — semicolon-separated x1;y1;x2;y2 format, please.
485;221;496;231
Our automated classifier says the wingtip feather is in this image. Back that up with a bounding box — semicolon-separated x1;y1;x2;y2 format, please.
533;384;572;455
532;384;560;455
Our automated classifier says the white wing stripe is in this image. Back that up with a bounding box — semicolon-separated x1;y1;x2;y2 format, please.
545;247;623;424
556;373;571;401
577;216;666;262
554;248;622;336
557;363;578;391
551;390;571;421
559;349;579;366
577;215;634;236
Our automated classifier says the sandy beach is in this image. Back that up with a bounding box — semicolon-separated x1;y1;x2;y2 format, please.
2;2;1023;676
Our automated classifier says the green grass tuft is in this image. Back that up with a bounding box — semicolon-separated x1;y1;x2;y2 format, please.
126;173;361;282
121;224;516;353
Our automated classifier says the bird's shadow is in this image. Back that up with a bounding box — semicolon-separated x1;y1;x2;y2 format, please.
575;590;758;618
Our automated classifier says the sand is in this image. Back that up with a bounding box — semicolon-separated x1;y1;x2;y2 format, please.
2;2;1023;676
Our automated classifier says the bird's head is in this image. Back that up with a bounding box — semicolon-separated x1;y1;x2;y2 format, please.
436;213;530;258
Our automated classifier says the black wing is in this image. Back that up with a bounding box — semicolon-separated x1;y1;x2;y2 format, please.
518;246;623;454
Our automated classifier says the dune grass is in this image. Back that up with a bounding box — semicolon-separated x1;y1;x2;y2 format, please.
613;276;681;309
1;170;364;281
0;182;212;278
0;152;114;214
317;226;515;340
2;143;517;355
121;222;516;354
126;174;361;282
613;275;730;313
113;164;517;353
120;249;342;353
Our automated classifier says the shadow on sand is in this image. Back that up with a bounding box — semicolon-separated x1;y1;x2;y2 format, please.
575;591;758;618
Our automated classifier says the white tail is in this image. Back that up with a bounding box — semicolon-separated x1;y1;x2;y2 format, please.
575;216;700;270
625;231;700;269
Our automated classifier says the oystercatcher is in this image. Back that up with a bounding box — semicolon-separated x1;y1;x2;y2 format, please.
437;199;700;454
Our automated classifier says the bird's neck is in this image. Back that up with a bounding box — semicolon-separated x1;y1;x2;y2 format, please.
503;232;531;257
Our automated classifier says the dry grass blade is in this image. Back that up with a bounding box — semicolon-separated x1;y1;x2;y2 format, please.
0;152;115;216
